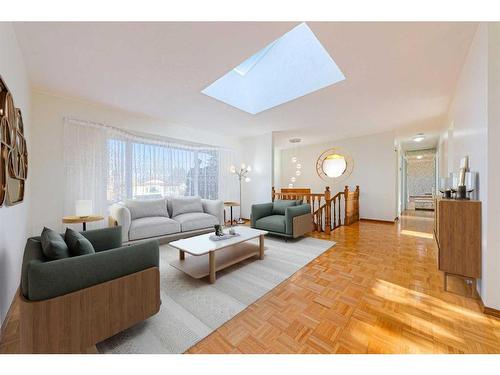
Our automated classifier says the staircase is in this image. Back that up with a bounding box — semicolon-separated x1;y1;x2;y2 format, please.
272;185;360;234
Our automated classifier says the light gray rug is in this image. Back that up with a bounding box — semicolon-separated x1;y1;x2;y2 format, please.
97;235;335;354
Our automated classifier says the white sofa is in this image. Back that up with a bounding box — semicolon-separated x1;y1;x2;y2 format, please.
109;196;224;243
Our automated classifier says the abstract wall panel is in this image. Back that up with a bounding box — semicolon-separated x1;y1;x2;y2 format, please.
0;75;28;207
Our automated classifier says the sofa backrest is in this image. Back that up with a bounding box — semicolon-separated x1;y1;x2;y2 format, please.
170;196;204;217
124;198;169;220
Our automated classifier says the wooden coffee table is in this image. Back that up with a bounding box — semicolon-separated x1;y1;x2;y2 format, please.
169;226;268;283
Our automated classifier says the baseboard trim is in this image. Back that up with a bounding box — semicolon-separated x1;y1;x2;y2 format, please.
0;287;19;344
478;295;500;319
360;218;395;224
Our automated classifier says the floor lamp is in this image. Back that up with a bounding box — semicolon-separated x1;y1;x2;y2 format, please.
230;163;251;224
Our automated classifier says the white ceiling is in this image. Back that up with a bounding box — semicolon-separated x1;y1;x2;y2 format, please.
14;22;477;146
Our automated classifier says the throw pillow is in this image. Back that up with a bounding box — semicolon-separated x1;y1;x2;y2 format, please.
125;198;169;220
40;227;70;260
171;196;203;217
272;199;297;215
64;228;95;256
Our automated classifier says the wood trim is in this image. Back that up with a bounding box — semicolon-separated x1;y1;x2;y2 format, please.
360;218;395;224
19;267;160;353
478;295;500;319
483;306;500;319
0;287;19;344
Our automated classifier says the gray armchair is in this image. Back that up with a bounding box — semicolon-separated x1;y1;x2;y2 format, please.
251;200;313;238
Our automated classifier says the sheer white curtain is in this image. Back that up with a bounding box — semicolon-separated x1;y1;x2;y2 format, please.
63;118;238;223
63;119;108;228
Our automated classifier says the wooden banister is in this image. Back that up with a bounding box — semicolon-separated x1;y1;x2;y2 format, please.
273;185;360;234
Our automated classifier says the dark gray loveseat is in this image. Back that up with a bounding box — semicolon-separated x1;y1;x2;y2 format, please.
19;226;160;353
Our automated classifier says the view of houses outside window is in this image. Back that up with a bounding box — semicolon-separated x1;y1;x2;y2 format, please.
106;138;218;203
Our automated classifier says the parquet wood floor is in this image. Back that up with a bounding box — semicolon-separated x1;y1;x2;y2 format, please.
187;211;500;354
2;210;499;354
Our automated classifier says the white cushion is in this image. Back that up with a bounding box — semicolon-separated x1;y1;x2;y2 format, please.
125;198;168;220
129;216;180;241
172;212;218;232
171;196;203;217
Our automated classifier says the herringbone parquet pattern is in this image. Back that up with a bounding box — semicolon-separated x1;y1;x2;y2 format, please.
187;212;500;354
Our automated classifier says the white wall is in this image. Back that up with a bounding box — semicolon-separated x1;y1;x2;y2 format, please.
0;23;32;325
442;23;489;298
240;133;273;219
486;23;500;310
442;23;500;310
30;91;242;234
279;131;397;221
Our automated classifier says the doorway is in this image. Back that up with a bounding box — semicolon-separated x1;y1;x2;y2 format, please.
401;148;437;212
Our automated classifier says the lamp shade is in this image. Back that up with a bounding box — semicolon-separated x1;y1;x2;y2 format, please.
75;200;93;217
322;154;347;178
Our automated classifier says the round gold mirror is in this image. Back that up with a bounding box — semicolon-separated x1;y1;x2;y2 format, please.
316;148;353;182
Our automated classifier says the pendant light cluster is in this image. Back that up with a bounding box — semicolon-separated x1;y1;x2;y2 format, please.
288;138;302;188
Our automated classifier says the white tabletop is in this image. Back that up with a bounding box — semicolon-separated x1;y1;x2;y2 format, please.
169;226;268;256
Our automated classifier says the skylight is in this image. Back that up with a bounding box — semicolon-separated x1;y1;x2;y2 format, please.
201;23;345;115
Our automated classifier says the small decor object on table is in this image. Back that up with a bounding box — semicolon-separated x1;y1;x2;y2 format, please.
214;224;224;237
209;226;240;241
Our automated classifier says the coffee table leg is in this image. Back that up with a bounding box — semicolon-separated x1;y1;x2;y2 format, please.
209;251;216;283
259;234;264;260
179;250;185;260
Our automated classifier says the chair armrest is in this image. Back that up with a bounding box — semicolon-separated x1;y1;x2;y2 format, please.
27;240;159;301
285;204;311;235
109;203;131;242
202;199;224;224
251;203;274;227
81;226;123;252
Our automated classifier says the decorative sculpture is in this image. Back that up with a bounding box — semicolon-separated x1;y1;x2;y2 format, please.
0;75;28;207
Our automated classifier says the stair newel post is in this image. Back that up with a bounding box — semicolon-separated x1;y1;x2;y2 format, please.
332;196;337;229
344;185;349;225
355;185;360;222
325;186;331;235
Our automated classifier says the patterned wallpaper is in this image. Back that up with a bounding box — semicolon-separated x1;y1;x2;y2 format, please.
406;149;436;196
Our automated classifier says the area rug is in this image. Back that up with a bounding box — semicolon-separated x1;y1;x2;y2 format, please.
97;235;335;354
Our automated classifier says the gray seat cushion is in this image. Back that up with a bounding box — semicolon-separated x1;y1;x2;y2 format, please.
125;198;169;220
255;215;286;234
173;212;218;232
129;216;180;241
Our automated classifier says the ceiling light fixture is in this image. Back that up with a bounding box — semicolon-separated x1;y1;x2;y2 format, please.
413;133;425;143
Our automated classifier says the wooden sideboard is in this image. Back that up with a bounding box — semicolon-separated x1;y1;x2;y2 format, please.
434;198;481;294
